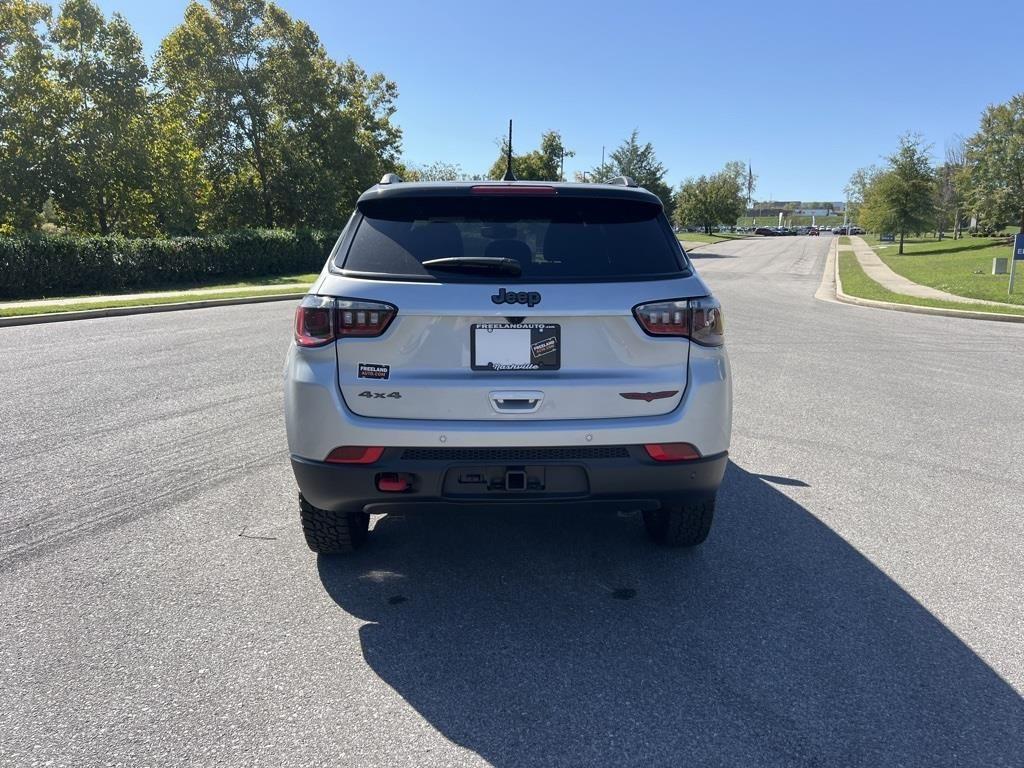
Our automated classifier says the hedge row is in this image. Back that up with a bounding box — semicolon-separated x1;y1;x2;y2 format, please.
0;229;337;300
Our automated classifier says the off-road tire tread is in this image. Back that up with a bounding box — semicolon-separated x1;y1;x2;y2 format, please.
643;498;715;547
299;495;369;553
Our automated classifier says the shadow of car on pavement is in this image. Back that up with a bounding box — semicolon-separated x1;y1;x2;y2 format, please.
686;249;736;259
317;461;1024;767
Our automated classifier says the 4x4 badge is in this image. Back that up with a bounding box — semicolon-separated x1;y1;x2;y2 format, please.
491;288;541;307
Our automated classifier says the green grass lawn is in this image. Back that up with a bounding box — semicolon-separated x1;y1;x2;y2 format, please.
866;235;1024;306
5;272;319;304
677;232;750;244
0;273;316;317
838;251;1024;317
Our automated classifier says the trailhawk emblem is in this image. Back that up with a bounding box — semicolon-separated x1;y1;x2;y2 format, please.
619;391;679;402
491;288;541;307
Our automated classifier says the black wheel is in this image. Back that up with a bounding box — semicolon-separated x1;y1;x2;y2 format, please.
643;497;715;547
299;494;370;553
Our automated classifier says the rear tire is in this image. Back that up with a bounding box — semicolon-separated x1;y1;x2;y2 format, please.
643;498;714;547
299;494;370;554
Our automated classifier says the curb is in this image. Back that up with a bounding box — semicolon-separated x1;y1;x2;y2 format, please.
830;243;1024;324
0;291;306;328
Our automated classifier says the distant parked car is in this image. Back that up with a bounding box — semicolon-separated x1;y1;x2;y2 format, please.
754;226;776;236
849;226;865;235
834;226;848;235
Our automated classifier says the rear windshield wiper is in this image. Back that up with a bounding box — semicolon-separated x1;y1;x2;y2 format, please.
421;257;522;276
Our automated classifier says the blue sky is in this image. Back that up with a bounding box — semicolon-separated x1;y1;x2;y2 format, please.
95;0;1023;201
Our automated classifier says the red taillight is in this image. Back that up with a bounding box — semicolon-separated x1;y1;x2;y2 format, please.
470;185;557;196
632;297;724;346
294;296;335;347
325;446;385;464
689;297;725;346
644;443;702;462
633;300;689;336
294;297;397;346
336;300;397;337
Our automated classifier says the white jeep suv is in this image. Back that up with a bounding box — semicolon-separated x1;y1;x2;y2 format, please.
284;176;731;553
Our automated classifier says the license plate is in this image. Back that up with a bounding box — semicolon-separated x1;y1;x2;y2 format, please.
471;324;561;371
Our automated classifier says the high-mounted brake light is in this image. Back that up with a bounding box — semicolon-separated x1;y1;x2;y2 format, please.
294;296;397;347
325;446;385;464
632;297;724;346
470;185;557;196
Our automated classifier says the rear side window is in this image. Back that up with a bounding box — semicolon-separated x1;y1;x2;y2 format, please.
337;196;687;282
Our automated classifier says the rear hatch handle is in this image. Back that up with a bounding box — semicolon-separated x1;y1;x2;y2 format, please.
489;390;545;414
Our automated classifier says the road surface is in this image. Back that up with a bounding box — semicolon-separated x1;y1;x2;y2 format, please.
2;235;1022;766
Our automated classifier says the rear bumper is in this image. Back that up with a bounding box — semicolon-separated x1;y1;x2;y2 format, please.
291;447;728;514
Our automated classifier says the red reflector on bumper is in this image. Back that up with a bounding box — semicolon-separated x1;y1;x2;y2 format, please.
376;473;412;492
325;446;385;464
644;443;701;462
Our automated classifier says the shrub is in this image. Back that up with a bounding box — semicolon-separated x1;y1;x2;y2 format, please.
0;229;336;300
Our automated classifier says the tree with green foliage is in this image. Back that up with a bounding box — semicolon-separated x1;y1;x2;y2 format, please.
844;165;879;224
859;134;934;254
155;0;400;230
965;94;1024;233
0;0;58;232
47;0;154;235
588;130;674;216
934;136;967;240
488;130;573;181
673;176;717;234
406;160;463;182
744;162;757;210
673;166;745;234
148;96;211;234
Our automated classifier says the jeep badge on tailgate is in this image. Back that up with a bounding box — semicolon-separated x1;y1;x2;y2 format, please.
491;288;541;307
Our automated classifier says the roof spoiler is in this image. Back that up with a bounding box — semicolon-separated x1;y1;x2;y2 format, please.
607;176;638;188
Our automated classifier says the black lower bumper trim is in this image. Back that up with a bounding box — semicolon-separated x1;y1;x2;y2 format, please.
290;446;727;513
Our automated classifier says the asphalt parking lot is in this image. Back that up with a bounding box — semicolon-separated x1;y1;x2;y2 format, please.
2;236;1022;767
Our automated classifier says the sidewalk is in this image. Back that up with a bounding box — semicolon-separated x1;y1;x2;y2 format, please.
848;236;1014;307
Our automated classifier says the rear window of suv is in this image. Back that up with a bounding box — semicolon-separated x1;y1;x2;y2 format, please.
336;195;688;282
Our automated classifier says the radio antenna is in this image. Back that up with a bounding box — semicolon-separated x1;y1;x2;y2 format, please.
502;119;516;181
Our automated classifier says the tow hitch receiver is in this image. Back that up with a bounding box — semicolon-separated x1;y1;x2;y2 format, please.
505;469;527;491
